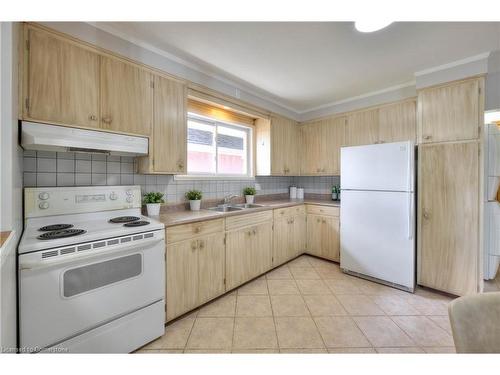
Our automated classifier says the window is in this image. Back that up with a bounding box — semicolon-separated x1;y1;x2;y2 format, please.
187;113;252;177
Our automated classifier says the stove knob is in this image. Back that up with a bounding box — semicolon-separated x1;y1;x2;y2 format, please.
39;202;49;209
126;196;133;203
109;192;118;201
39;192;50;200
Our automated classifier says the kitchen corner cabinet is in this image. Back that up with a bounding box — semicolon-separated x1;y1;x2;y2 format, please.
23;27;100;129
273;206;306;266
378;100;416;143
345;108;379;146
255;115;300;176
305;205;340;261
418;77;483;144
418;141;479;296
138;75;187;174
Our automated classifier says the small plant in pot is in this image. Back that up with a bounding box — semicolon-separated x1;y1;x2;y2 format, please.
143;192;165;216
243;186;257;204
185;189;203;211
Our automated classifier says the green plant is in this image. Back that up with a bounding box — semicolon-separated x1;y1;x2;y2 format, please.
243;186;256;196
185;189;203;201
143;192;165;204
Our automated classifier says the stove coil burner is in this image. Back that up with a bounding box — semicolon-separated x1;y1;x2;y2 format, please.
37;229;86;240
39;224;74;231
123;221;150;227
109;216;141;224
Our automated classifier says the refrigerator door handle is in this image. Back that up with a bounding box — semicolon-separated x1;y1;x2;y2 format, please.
407;193;413;240
407;142;412;192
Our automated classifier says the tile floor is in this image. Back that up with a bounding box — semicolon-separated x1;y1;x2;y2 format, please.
136;255;456;354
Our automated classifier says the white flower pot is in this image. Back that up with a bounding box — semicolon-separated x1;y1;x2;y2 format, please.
146;203;161;216
245;195;255;204
190;200;201;211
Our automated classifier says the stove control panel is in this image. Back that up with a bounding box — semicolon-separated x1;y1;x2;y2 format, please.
25;186;142;218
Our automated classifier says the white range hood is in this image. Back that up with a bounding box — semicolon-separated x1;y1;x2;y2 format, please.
21;121;149;156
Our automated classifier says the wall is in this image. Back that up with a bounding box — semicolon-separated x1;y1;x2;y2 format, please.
0;22;21;352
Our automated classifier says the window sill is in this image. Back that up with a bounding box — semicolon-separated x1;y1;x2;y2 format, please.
174;175;256;181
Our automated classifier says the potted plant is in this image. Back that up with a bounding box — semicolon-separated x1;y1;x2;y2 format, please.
185;189;203;211
143;192;165;216
332;185;340;201
243;186;257;204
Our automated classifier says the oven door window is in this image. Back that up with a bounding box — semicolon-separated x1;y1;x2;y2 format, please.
63;253;142;298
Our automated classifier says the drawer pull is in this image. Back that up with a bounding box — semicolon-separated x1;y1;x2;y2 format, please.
194;226;201;234
191;241;197;250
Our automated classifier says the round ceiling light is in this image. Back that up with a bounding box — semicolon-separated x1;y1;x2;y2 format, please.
355;21;393;33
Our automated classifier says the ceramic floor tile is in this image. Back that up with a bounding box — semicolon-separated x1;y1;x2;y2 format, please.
266;266;293;280
290;267;321;280
275;317;325;349
186;318;234;349
135;349;184;353
233;349;280;353
316;266;345;279
336;294;385;316
371;295;421;316
184;349;232;353
236;295;273;317
232;317;278;349
287;256;313;268
305;256;333;268
353;316;415;347
237;278;269;295
422;347;456;353
271;295;310;316
197;294;236;317
267;279;300;295
427;315;452;334
353;278;401;296
296;279;331;295
392;316;454;347
142;317;195;350
280;348;327;353
303;294;347;316
324;278;363;294
314;316;371;348
375;347;425;353
327;347;376;353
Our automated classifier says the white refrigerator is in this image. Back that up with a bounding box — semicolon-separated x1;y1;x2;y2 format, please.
340;140;416;292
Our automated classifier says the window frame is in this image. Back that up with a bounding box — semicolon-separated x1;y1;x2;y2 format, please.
176;112;254;180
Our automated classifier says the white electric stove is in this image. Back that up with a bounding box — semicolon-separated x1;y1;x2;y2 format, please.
18;186;165;353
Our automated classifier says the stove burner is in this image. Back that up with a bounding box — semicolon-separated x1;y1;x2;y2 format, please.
37;229;86;240
109;216;141;224
123;221;150;227
39;224;74;231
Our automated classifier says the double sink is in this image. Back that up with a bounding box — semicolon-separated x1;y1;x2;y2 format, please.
207;203;265;212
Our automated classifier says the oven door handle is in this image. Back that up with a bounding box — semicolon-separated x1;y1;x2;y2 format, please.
20;237;164;271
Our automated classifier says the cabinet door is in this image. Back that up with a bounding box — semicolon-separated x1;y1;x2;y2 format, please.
198;233;226;304
322;117;346;174
345;109;379;146
270;115;299;175
293;214;307;256
100;56;153;136
321;216;340;262
273;218;292;266
418;142;479;295
251;223;273;276
151;75;187;173
419;79;480;143
378;100;416;143
225;229;253;290
26;27;99;128
166;239;199;321
306;214;323;257
301;122;322;174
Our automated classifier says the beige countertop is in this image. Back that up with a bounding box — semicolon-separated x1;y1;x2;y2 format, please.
157;199;340;228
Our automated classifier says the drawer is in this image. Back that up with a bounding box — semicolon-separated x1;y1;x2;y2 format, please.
225;210;273;231
166;218;224;244
273;205;306;219
306;204;339;217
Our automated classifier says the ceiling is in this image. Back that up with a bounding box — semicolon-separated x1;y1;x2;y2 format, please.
95;22;500;113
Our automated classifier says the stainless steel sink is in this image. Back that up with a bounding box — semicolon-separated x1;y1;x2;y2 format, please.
207;205;244;212
231;203;265;209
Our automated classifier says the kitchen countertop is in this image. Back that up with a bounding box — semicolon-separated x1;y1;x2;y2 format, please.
157;199;340;228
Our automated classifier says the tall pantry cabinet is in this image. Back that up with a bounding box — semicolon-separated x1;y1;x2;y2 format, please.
417;77;484;296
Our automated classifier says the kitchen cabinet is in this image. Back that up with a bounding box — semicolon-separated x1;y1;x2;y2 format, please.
418;77;483;143
378;99;416;143
225;212;273;290
345;108;379;146
306;214;340;262
255;115;300;176
418;141;479;295
166;222;225;321
23;26;100;129
273;206;306;266
138;75;187;174
100;55;153;137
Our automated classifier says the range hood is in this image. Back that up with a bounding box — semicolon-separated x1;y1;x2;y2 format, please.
21;121;148;156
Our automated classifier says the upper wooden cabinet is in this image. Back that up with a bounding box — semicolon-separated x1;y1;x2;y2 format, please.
378;100;416;143
24;27;100;129
345;108;379;146
418;78;483;143
255;115;300;176
138;75;187;174
100;56;153;136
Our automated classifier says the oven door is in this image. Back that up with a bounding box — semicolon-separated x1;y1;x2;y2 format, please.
19;231;165;351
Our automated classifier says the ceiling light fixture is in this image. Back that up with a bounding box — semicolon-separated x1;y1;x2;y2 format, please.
355;21;393;33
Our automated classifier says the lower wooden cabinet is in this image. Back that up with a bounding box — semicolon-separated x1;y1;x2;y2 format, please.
306;214;340;261
225;222;273;290
273;212;306;266
166;231;225;321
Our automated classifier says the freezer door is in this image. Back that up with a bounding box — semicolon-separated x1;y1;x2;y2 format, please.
340;190;415;289
341;141;414;192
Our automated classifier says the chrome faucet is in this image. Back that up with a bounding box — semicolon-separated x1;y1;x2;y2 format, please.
223;194;239;205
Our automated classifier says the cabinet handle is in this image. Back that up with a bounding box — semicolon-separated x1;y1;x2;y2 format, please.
194;226;201;234
322;219;326;223
199;240;204;249
102;117;112;124
178;160;184;170
379;140;385;144
253;229;257;235
191;241;197;251
423;135;432;140
89;114;97;121
316;218;320;223
423;211;430;220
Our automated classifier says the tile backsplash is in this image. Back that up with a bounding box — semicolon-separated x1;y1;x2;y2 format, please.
23;151;339;203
